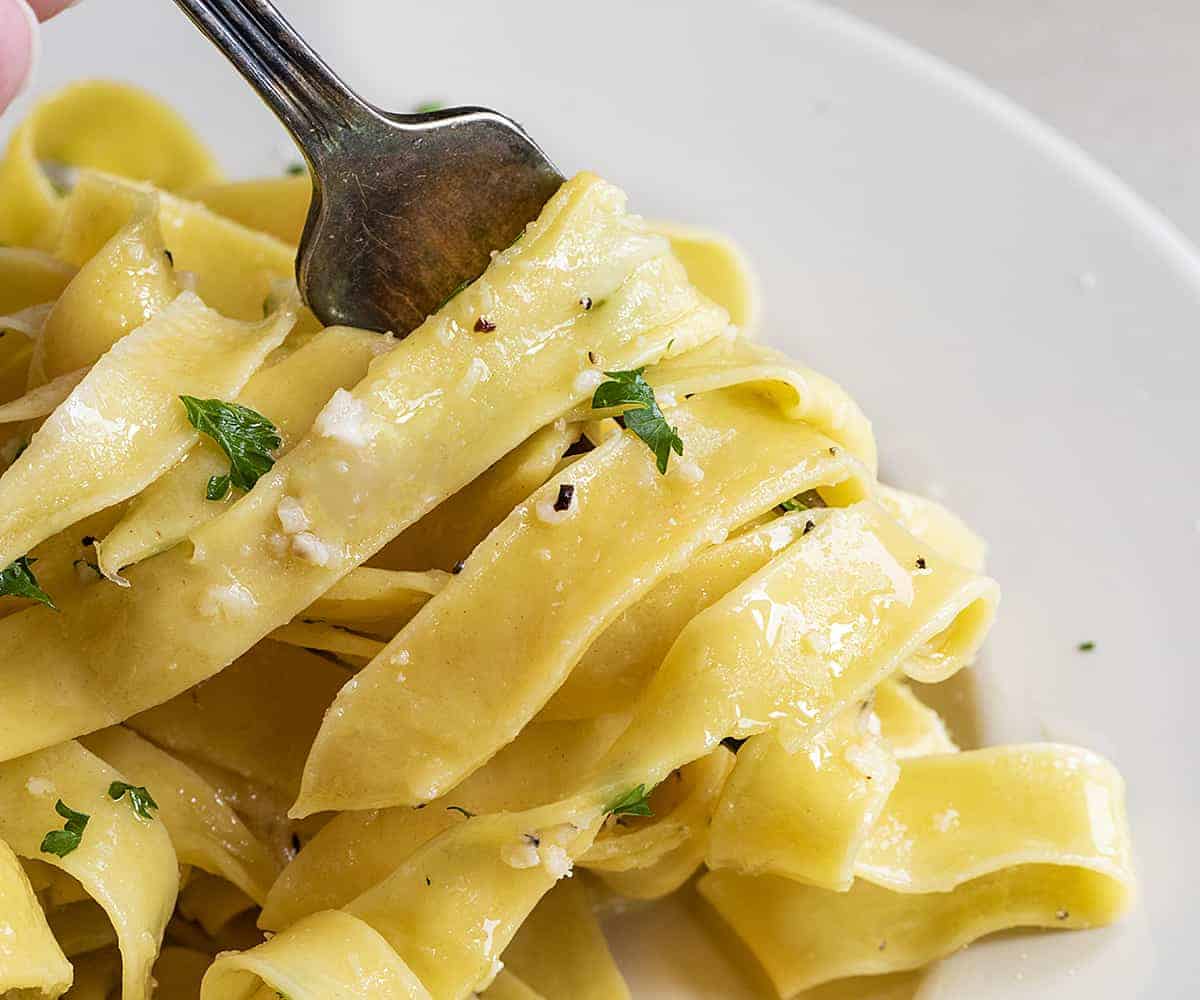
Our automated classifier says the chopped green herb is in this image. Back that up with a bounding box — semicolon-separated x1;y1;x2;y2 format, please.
180;396;281;501
0;556;56;610
604;784;654;818
778;488;826;513
108;781;159;820
285;162;306;176
40;800;89;857
413;100;444;114
1077;641;1095;652
591;368;683;474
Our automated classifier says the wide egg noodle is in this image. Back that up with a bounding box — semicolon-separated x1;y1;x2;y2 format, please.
298;566;448;639
0;368;87;423
0;171;723;765
0;741;178;1000
649;221;761;332
0;837;72;998
500;877;630;1000
296;389;869;815
0;288;297;572
176;873;256;938
97;326;396;579
0;80;221;249
0;247;76;314
261;715;627;931
188;174;312;246
44;898;114;956
79;727;280;906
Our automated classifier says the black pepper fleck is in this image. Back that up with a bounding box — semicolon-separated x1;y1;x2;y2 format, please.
803;520;815;535
553;484;575;512
81;535;96;547
828;446;839;456
916;556;927;570
523;833;540;847
473;316;496;333
425;876;432;886
163;249;174;267
580;296;593;311
587;350;598;364
446;805;475;818
451;559;465;575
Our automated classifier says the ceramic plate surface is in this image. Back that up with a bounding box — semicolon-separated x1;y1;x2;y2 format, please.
9;0;1197;995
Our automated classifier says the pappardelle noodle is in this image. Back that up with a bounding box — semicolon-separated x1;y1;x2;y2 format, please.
0;82;1133;999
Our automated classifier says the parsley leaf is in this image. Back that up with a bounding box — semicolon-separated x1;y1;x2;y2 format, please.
1077;641;1096;652
108;781;159;820
604;784;654;818
591;369;683;474
180;397;282;501
778;488;826;513
0;556;56;610
40;800;89;857
284;162;306;176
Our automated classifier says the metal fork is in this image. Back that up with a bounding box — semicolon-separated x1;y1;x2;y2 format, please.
172;0;564;336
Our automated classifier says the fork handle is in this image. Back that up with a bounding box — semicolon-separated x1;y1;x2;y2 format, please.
172;0;372;161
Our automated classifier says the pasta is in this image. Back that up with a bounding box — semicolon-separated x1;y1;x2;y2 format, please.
0;80;1133;999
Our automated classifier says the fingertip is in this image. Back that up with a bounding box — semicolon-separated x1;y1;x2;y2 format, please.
27;0;76;20
0;0;36;110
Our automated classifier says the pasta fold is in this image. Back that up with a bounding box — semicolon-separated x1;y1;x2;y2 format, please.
0;836;72;998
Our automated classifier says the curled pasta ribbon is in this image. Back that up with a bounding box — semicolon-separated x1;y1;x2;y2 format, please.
699;745;1132;995
297;389;869;815
0;80;221;249
0;741;178;1000
0;838;71;998
649;221;761;331
0;171;722;764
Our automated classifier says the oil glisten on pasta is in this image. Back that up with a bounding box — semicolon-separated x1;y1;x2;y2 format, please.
0;81;1132;1000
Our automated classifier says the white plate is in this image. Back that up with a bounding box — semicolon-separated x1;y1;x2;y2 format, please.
11;0;1198;995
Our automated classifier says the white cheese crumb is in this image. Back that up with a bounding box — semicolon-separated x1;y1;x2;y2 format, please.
932;807;961;833
657;389;677;408
292;531;333;567
539;823;576;847
176;269;199;292
844;741;890;781
198;583;257;620
573;369;604;395
276;496;310;535
535;548;553;562
501;840;541;869
535;500;574;525
25;777;53;796
673;459;704;483
538;843;573;879
314;389;377;447
460;356;491;394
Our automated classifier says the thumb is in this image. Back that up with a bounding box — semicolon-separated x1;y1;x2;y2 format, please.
0;0;37;111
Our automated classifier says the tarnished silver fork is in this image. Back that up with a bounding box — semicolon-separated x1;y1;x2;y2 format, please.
172;0;564;335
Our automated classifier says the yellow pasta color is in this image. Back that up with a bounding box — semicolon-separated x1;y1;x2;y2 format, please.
370;420;577;573
61;947;123;1000
32;191;178;385
481;970;545;1000
855;743;1132;893
261;715;626;931
707;715;898;891
44;898;115;956
81;727;280;905
874;483;987;573
176;874;257;937
502;877;630;1000
871;677;957;758
0;741;178;1000
54;172;321;344
201;909;432;1000
699;861;1131;997
97;325;393;578
189;174;312;245
298;388;866;815
126;641;351;803
0;289;297;573
268;620;387;662
584;749;734;875
0;80;221;249
650;221;761;331
152;946;212;1000
300;567;448;637
0;171;719;764
0;368;87;422
0;247;76;313
541;511;819;721
0;837;72;997
601;502;998;786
